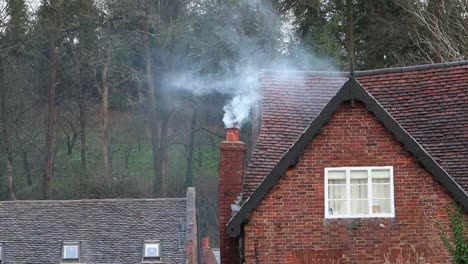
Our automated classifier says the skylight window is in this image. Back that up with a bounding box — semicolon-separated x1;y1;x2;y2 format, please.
62;242;80;262
143;241;161;261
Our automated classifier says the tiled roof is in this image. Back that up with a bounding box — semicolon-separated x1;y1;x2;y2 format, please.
243;74;347;196
358;64;468;191
0;190;196;264
243;61;468;197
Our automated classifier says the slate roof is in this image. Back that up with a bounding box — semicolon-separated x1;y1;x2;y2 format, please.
243;74;347;196
0;188;196;264
242;61;468;197
358;66;468;190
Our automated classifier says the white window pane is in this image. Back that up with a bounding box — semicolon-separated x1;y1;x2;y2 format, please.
372;199;391;214
329;179;346;184
351;184;368;199
328;200;346;215
328;171;346;180
351;199;369;214
328;185;346;199
64;245;78;259
372;178;390;183
145;243;160;257
351;178;367;184
372;184;391;198
372;169;390;178
350;170;367;179
146;247;158;257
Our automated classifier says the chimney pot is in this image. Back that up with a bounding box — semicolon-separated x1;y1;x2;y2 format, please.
202;237;210;249
226;128;240;141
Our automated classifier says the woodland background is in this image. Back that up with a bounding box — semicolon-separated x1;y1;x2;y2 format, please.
0;0;466;245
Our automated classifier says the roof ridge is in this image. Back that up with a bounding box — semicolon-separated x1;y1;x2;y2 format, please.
260;60;468;77
0;198;187;204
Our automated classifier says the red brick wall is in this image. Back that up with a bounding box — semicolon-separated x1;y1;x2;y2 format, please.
185;241;195;264
244;102;456;264
219;141;245;264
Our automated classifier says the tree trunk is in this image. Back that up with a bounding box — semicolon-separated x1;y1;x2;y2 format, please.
1;63;17;200
100;53;112;182
78;94;86;194
158;112;169;197
124;145;132;170
22;151;32;186
432;0;442;63
345;0;355;71
64;128;78;155
6;158;17;200
143;10;162;198
185;109;197;187
43;34;57;199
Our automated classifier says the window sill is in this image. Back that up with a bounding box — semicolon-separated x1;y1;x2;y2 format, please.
325;213;395;219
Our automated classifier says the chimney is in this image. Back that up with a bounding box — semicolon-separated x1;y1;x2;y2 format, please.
219;127;245;264
202;237;218;264
202;237;210;249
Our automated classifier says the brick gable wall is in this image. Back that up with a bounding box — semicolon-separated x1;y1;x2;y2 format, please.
243;102;456;263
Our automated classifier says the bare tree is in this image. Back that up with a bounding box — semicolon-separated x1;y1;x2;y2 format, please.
38;0;63;199
185;108;197;188
0;63;17;200
143;3;162;197
345;0;355;70
394;0;468;62
97;48;113;182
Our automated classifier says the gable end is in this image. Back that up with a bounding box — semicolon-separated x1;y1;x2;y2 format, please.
227;77;468;238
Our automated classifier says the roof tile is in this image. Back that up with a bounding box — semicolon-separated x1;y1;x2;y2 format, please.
243;62;468;197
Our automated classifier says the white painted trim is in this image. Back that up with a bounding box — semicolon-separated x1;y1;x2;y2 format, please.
61;242;80;261
324;166;395;219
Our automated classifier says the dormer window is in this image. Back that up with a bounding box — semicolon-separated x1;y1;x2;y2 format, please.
62;242;80;262
142;241;161;261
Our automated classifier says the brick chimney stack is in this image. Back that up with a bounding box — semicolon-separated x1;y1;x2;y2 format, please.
219;127;245;264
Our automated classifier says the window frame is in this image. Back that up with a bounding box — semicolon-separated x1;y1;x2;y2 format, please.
142;241;162;261
0;242;3;263
324;166;395;219
61;242;80;262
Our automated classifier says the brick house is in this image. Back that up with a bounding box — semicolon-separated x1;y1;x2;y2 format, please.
218;61;468;263
0;187;197;264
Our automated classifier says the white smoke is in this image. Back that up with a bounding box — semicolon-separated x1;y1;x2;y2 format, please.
223;95;256;128
166;65;260;128
163;0;337;129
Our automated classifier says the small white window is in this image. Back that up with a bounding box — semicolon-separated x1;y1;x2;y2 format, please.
0;243;3;263
143;242;161;260
325;166;394;218
62;242;80;262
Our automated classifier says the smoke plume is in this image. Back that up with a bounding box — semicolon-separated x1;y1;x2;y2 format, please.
164;0;337;129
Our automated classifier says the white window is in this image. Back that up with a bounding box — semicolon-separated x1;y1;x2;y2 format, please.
143;242;161;260
325;166;394;218
0;243;3;263
62;242;80;262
